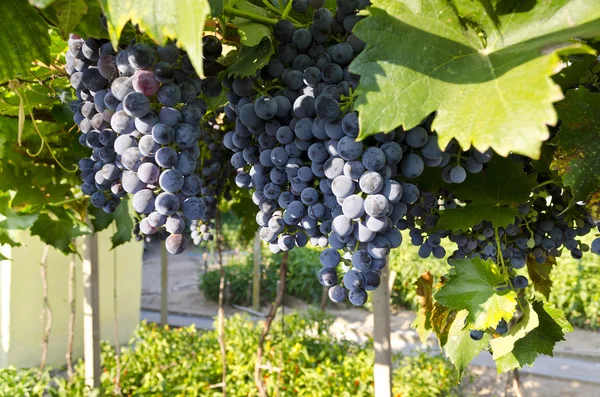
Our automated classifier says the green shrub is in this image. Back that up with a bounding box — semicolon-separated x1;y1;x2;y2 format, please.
0;367;49;397
392;351;464;397
200;246;324;306
2;312;464;397
549;240;600;329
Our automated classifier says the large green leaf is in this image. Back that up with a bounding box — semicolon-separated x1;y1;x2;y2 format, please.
350;0;600;158
0;0;51;82
73;0;110;39
29;0;55;8
435;157;537;230
494;301;570;372
99;0;210;75
224;38;274;78
232;0;272;47
30;211;90;255
443;310;490;377
435;257;516;330
51;0;88;38
551;88;600;221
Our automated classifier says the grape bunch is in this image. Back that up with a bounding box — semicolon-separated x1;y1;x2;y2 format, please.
221;0;462;305
67;33;225;254
190;113;236;245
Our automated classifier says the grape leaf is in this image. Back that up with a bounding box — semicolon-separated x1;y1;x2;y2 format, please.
490;302;539;359
543;302;574;334
435;257;516;330
99;0;210;75
0;0;51;82
551;88;600;221
30;210;90;255
73;0;110;39
231;0;272;47
51;0;88;38
224;38;273;78
443;310;490;377
233;17;272;47
109;198;133;249
87;203;114;232
430;302;454;347
435;157;537;230
526;254;556;300
412;272;434;343
350;0;600;158
494;301;570;372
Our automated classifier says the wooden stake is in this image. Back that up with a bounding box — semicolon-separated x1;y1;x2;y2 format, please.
160;243;168;325
373;261;392;397
83;232;101;390
39;245;51;375
252;230;261;311
66;251;76;382
255;251;288;397
216;211;227;396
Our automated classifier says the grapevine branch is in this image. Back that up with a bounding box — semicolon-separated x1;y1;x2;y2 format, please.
255;251;288;397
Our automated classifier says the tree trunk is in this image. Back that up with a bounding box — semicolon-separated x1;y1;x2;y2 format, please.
252;230;261;311
39;245;51;375
255;251;288;397
83;232;101;390
373;262;392;397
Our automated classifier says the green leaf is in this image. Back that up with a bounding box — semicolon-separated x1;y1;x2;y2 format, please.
551;88;600;221
350;0;600;158
73;0;110;39
436;157;537;230
411;272;433;343
30;211;90;255
224;38;273;78
526;254;556;300
51;0;88;38
430;302;455;347
490;302;539;360
494;301;570;372
0;0;51;82
234;18;272;47
87;203;114;233
435;257;517;330
109;198;133;249
443;310;490;377
99;0;210;75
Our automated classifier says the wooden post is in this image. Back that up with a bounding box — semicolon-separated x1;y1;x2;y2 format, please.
160;244;168;325
373;262;392;397
252;230;261;311
82;232;101;390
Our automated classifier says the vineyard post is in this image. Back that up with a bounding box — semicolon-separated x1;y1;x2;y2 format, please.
252;229;261;311
160;244;168;325
38;245;51;375
82;231;101;389
66;251;76;382
373;261;392;397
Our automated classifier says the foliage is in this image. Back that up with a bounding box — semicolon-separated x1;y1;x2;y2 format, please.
0;313;465;397
200;245;324;305
351;0;600;158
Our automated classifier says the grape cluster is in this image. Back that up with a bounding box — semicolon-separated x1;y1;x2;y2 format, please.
190;114;235;245
221;0;462;305
67;34;224;254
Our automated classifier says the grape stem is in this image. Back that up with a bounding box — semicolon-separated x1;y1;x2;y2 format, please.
281;0;294;20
